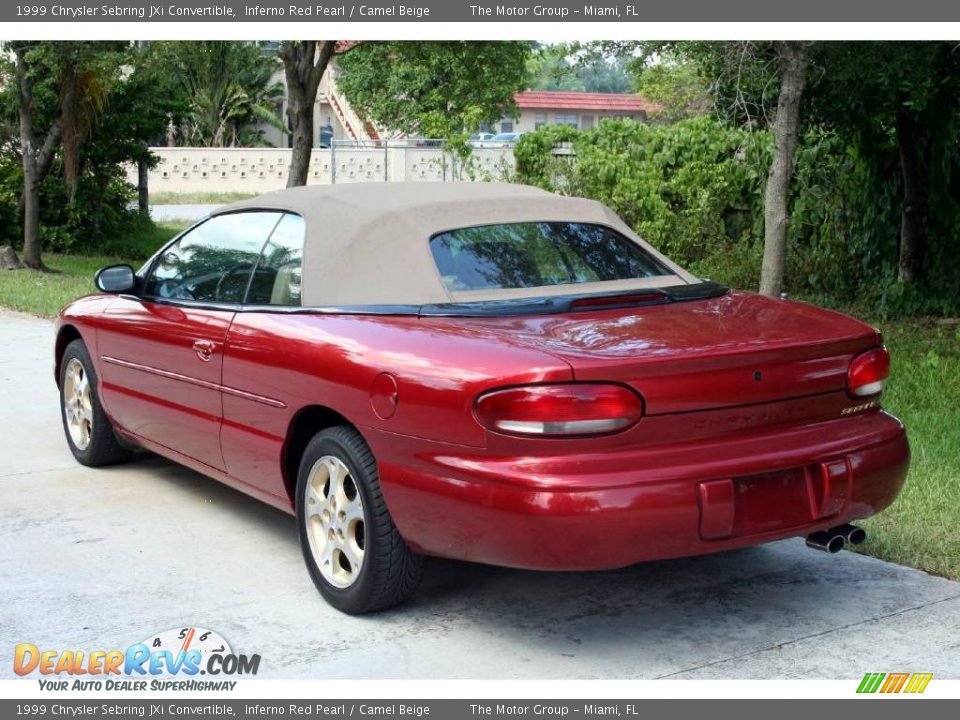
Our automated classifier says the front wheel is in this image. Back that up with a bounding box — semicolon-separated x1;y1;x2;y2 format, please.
59;339;132;467
296;425;423;614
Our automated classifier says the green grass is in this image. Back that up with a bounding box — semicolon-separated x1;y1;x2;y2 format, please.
1;255;129;317
0;222;182;317
0;257;956;578
149;191;256;205
855;320;960;579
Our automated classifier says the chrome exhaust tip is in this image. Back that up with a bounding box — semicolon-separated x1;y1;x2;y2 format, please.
806;530;846;554
835;523;867;546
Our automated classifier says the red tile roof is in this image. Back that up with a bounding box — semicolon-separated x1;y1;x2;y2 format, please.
514;91;661;113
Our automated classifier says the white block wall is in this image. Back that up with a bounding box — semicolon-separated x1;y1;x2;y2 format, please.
132;146;516;195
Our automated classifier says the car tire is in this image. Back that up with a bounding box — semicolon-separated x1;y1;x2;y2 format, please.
296;425;424;614
59;339;133;467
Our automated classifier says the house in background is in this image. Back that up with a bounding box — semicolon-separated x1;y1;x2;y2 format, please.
259;61;382;148
260;71;661;147
142;81;664;192
493;91;662;134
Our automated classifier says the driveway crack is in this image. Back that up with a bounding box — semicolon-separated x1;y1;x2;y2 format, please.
0;465;78;480
655;591;960;679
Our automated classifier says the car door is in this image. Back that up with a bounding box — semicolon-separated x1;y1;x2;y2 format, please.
219;213;306;498
96;211;284;471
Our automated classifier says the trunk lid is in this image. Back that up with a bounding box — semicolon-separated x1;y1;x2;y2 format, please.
432;291;881;415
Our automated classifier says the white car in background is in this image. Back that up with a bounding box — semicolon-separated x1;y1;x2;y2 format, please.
489;132;525;147
468;132;497;148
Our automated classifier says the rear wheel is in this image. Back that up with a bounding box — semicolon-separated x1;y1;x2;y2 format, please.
59;339;132;467
296;425;423;614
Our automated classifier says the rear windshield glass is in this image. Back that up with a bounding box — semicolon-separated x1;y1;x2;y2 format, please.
430;222;672;293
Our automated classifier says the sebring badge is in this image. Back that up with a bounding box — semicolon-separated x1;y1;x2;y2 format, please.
842;400;879;416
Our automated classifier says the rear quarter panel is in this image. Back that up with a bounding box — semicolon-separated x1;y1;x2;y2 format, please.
218;312;574;499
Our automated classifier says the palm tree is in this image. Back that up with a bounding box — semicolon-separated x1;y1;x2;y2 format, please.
163;42;285;148
58;43;126;203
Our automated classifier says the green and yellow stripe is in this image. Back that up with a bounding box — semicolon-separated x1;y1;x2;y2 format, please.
857;672;932;694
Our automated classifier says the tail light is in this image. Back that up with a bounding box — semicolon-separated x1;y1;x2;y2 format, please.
847;346;891;397
570;292;665;310
474;383;644;437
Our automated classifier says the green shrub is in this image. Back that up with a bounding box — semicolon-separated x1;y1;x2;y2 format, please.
514;117;960;317
36;166;141;254
515;116;769;286
0;155;165;259
0;154;23;248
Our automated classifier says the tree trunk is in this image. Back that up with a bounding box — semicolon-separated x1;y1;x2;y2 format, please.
137;154;149;215
279;41;338;188
14;45;62;271
60;61;80;205
21;171;42;269
896;111;923;283
287;83;314;187
759;42;809;298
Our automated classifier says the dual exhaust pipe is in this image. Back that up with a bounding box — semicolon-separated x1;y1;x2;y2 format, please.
806;523;866;554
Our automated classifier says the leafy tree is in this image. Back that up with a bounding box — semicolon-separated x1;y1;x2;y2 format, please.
618;41;960;299
527;44;632;93
158;42;285;147
82;44;179;225
657;42;782;128
336;42;531;156
57;43;127;205
807;42;960;286
590;41;811;297
277;41;528;185
577;55;632;93
8;43;71;268
526;44;582;91
632;53;711;123
514;39;960;317
1;42;182;265
277;41;350;187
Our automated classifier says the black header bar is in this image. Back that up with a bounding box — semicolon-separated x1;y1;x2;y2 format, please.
5;0;960;23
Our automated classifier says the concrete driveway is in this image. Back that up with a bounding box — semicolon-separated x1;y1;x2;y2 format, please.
1;307;959;679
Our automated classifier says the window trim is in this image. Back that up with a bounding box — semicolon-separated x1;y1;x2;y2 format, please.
138;209;301;311
244;212;306;307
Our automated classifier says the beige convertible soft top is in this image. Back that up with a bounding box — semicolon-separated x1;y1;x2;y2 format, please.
214;182;698;306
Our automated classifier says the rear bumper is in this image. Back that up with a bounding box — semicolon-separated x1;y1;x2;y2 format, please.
372;410;909;570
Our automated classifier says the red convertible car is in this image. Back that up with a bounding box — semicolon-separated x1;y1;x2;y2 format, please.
55;183;909;614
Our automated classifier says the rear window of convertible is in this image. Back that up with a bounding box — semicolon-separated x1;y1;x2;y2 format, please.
429;222;672;293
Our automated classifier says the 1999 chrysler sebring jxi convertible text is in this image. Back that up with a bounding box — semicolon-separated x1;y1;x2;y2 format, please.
54;183;909;614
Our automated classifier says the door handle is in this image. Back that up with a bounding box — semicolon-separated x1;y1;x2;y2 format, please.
192;339;217;362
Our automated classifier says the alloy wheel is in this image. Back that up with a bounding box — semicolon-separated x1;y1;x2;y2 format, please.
304;455;366;588
63;358;93;451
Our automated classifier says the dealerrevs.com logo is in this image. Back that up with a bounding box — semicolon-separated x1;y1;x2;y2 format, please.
14;627;260;691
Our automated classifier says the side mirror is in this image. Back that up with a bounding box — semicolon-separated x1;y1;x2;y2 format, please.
95;264;137;294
